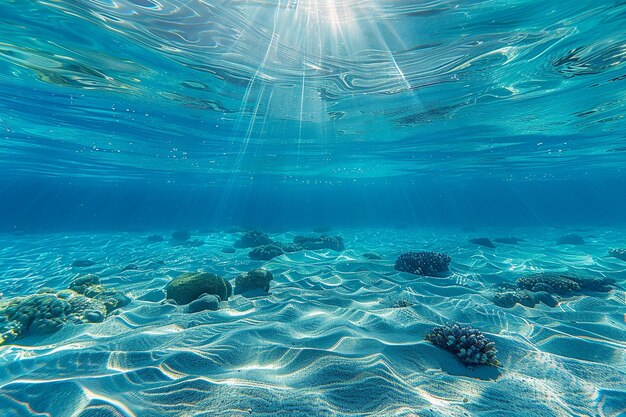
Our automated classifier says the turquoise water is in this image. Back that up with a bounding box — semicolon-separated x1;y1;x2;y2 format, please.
1;1;626;416
2;1;626;181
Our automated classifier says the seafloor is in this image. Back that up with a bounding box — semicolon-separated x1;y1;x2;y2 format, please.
0;228;625;417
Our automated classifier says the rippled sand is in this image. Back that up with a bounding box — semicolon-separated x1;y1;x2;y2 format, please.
0;228;625;416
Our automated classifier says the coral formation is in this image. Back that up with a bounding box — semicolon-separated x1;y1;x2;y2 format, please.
234;230;273;248
234;269;274;295
293;235;345;251
165;272;232;305
470;238;496;248
0;275;129;345
556;234;585;245
69;274;131;313
394;251;451;276
516;273;614;295
425;323;499;367
494;272;615;308
493;287;557;308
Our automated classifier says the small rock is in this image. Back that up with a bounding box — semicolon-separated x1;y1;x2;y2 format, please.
138;289;166;302
171;230;191;241
187;294;220;313
469;238;495;248
122;264;138;271
494;237;524;244
165;272;231;305
234;269;274;295
72;260;96;268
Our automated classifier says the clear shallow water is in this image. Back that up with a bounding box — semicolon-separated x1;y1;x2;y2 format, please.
1;1;626;416
1;0;626;180
0;229;625;416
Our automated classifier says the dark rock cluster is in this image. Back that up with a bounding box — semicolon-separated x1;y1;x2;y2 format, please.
164;268;276;312
394;251;451;276
249;244;286;261
425;323;499;367
0;275;130;346
234;230;273;249
236;230;345;261
293;235;345;251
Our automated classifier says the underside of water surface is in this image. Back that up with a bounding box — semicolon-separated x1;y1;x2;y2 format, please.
0;1;625;416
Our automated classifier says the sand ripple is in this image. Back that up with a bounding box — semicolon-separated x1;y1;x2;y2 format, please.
0;228;625;416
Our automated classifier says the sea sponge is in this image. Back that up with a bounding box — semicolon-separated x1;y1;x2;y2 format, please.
394;251;451;276
234;269;274;295
165;272;231;304
426;323;499;367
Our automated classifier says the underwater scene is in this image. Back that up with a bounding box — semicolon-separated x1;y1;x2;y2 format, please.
1;1;626;416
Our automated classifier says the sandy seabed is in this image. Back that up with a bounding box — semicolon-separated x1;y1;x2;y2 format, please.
0;227;624;417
